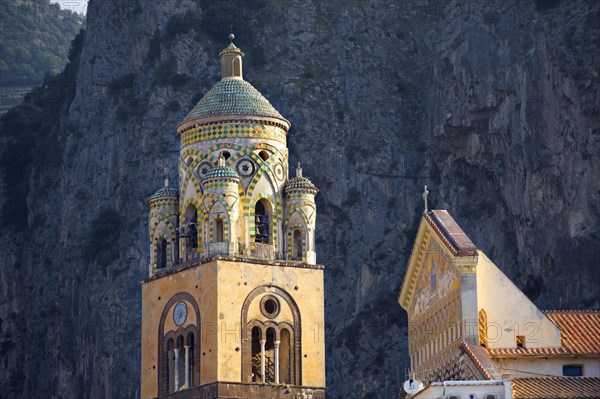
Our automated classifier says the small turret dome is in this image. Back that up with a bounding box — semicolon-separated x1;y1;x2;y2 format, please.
286;177;318;194
202;166;239;181
286;163;318;194
148;186;178;202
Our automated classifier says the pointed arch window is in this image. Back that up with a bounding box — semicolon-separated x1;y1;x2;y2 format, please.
293;229;303;260
255;199;272;244
157;238;168;269
185;204;198;249
215;218;224;242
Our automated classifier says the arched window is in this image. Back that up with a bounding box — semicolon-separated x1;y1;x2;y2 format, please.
186;332;195;387
166;338;175;392
258;150;269;161
265;327;276;382
233;57;241;77
222;151;231;161
254;199;272;244
280;328;291;384
159;296;200;396
215;218;224;242
293;229;302;260
185;204;198;249
176;335;185;390
157;239;168;269
251;327;262;382
479;309;488;348
186;157;194;166
242;287;301;386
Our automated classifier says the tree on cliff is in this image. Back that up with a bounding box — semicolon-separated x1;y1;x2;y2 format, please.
0;0;84;113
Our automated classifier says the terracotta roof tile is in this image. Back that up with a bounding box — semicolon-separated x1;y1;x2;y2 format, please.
545;310;600;354
488;310;600;358
512;377;600;398
460;340;502;380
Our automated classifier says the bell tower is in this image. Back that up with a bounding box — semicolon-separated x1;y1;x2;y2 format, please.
141;35;325;399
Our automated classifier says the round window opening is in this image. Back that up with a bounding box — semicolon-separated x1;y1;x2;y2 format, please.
260;295;280;318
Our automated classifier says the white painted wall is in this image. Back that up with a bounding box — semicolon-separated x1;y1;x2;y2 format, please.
412;380;512;399
495;357;600;378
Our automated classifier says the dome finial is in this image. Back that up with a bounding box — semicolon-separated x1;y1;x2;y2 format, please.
163;166;170;187
296;162;303;178
218;153;226;167
220;32;244;79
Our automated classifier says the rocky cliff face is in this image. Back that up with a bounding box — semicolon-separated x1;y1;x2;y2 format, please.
1;0;598;398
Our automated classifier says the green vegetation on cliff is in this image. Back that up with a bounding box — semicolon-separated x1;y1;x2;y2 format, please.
0;0;84;113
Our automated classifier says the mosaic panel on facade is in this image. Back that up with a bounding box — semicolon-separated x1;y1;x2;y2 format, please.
410;238;460;320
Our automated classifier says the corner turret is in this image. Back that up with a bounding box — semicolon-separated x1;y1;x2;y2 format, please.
285;163;318;263
201;154;241;256
148;177;179;273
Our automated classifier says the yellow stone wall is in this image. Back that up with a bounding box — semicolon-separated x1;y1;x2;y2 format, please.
141;263;219;399
215;260;325;386
141;259;325;399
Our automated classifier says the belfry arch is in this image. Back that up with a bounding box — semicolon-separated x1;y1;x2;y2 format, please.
241;286;301;385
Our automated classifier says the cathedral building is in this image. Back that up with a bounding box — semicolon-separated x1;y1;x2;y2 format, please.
141;36;325;399
398;207;600;398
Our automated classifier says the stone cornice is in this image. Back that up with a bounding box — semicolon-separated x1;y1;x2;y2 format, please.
142;256;324;284
176;115;290;135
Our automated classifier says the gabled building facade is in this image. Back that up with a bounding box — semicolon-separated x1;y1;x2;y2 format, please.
398;210;600;399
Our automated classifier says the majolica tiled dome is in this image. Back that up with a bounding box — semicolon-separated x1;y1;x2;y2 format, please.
149;186;178;201
202;165;240;181
183;78;287;123
286;176;318;194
